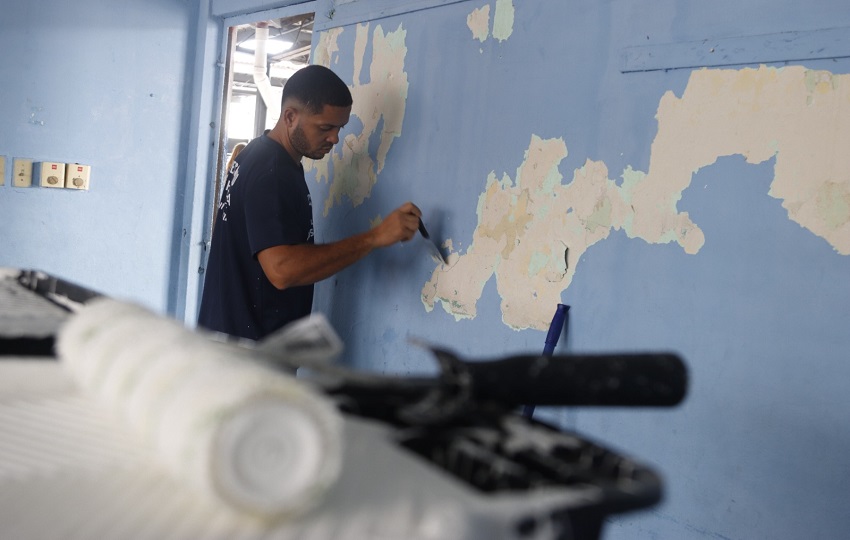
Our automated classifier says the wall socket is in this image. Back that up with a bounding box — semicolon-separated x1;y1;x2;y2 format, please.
13;158;33;188
65;163;91;190
36;161;66;188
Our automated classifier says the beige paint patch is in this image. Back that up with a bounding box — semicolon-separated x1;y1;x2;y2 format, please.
307;24;409;216
629;65;850;255
467;5;490;42
314;27;343;67
422;135;633;330
306;28;346;184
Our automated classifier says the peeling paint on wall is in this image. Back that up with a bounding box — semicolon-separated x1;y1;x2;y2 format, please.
466;0;513;46
424;65;850;330
314;26;343;67
423;135;616;330
492;0;515;42
308;23;409;216
466;5;490;43
631;65;850;256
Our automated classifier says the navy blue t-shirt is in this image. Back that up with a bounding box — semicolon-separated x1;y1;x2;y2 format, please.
198;134;314;341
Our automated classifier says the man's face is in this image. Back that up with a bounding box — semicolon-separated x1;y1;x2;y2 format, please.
289;104;351;160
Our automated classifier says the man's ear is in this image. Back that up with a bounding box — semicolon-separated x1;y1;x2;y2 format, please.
283;106;299;128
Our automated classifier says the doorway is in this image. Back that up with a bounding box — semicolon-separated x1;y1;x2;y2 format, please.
212;11;315;227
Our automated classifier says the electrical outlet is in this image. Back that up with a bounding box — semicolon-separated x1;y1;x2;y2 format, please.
64;163;91;190
37;162;66;188
12;158;33;188
0;156;5;186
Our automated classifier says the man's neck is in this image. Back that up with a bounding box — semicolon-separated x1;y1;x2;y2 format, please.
267;126;302;163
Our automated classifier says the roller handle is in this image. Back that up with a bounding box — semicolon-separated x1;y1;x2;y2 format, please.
469;352;687;407
523;304;569;418
543;304;569;356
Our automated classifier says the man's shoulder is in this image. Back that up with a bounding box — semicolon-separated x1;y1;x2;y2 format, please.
238;136;276;164
239;136;300;175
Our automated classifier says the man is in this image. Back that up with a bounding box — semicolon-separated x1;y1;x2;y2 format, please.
198;65;421;340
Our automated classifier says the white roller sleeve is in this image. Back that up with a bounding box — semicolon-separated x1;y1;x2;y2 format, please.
55;297;343;519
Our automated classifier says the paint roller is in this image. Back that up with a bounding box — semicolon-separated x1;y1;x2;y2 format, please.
55;297;343;520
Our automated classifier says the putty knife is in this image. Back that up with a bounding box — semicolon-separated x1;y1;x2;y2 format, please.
418;219;447;265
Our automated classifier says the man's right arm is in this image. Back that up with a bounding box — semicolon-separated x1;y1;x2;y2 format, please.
257;202;421;290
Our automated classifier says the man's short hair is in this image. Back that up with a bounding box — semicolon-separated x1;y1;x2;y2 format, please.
281;65;353;113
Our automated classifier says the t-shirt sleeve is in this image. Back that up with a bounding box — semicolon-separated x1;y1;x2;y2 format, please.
243;169;306;257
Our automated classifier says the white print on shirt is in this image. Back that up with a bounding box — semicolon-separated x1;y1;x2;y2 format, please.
219;161;240;222
306;192;314;241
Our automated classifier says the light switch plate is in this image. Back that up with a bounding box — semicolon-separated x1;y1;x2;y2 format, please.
0;156;5;186
37;162;66;188
64;163;91;190
12;158;33;188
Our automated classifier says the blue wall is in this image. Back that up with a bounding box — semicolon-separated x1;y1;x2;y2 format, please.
308;1;850;539
1;1;849;539
0;0;195;312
